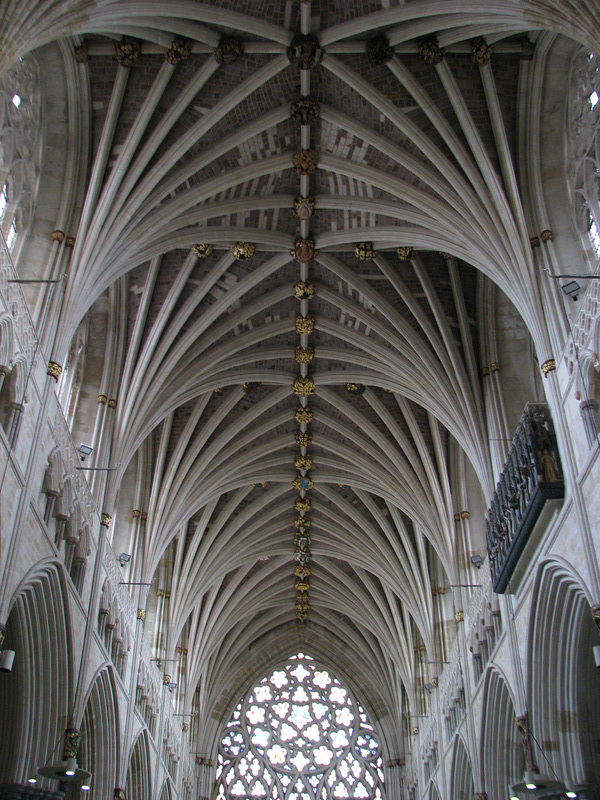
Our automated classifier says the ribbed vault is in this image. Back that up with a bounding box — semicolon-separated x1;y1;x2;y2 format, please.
3;0;584;771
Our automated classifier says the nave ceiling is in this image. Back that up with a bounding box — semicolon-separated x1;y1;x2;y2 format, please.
2;0;589;755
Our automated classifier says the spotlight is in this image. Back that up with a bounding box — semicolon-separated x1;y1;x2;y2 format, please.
566;792;577;799
118;553;131;567
0;649;15;671
561;280;580;300
27;778;37;785
77;444;93;462
470;554;483;568
167;682;178;692
81;784;91;792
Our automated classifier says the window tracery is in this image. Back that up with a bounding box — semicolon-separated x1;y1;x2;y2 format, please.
215;653;385;800
568;49;600;259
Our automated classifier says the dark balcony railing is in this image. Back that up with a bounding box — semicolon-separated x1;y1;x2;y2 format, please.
486;403;564;593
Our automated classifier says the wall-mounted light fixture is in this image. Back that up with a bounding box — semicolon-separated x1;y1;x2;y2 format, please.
77;444;93;462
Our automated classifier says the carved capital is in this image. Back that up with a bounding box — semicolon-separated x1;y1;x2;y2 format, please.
346;383;365;395
295;345;315;364
541;358;556;377
366;34;394;65
419;38;444;66
137;608;146;621
97;394;107;404
63;728;80;760
293;280;316;300
192;242;212;258
541;229;554;242
472;39;493;66
47;361;62;380
397;246;416;261
115;37;141;67
100;513;112;528
293;149;319;175
231;241;255;260
164;37;191;65
355;241;375;261
295;431;313;446
455;610;464;622
74;40;89;63
214;36;244;65
51;229;65;243
292;376;316;397
65;236;75;249
286;33;322;69
294;405;313;423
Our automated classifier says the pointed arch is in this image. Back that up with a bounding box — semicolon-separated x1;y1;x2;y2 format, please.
450;734;474;800
79;666;121;800
480;667;524;800
127;729;152;800
0;561;73;784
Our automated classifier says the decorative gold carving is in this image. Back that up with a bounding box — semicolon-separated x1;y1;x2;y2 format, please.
473;794;488;800
115;37;141;67
74;40;89;63
182;722;189;732
295;431;313;446
541;229;554;242
97;394;107;404
472;38;493;66
530;236;540;248
346;383;365;395
419;38;444;65
47;361;62;380
293;474;314;491
108;398;117;408
397;246;416;261
243;381;261;392
296;593;309;612
51;229;65;243
214;36;244;65
294;496;311;512
295;580;310;592
491;362;500;372
163;673;172;685
439;251;453;259
132;509;141;518
482;366;490;377
214;387;223;393
437;587;446;594
290;238;319;263
65;236;75;249
286;33;322;69
293;149;319;175
541;358;556;377
252;481;268;489
192;243;212;258
461;510;470;519
454;513;461;521
295;453;313;470
295;346;315;364
164;37;191;65
114;789;126;800
63;728;80;760
292;376;316;396
231;241;255;260
290;96;320;125
100;513;112;528
412;726;419;735
293;281;316;300
294;516;311;529
293;196;315;219
295;405;313;423
355;241;375;261
455;610;464;622
295;314;315;335
366;33;394;65
137;608;146;621
141;511;148;521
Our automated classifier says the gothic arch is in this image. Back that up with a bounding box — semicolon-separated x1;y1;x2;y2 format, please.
79;666;120;800
480;667;524;800
127;729;152;800
0;561;73;784
528;558;600;788
449;734;474;800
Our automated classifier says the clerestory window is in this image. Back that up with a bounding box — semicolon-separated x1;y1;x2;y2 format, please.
215;653;385;800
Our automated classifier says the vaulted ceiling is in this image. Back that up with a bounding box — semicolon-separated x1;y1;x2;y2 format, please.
5;0;588;757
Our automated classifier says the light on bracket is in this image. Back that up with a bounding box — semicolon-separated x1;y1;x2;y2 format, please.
38;757;91;784
510;770;565;794
77;444;93;462
561;280;581;300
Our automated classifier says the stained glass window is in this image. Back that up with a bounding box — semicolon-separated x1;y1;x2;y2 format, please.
215;653;385;800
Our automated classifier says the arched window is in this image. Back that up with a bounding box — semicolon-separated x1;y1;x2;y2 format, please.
215;653;385;800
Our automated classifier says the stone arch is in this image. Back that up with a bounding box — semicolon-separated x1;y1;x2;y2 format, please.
480;667;524;800
449;734;474;800
127;729;152;800
79;667;120;800
158;778;172;800
528;558;600;788
0;561;73;784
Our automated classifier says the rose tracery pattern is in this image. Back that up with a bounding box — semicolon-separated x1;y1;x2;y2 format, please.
216;653;385;800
